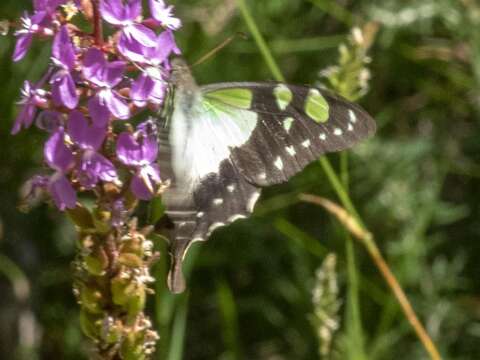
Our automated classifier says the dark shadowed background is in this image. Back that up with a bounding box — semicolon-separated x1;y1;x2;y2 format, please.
1;0;480;359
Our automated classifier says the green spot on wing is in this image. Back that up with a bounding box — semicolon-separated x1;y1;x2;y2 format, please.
306;89;329;123
205;88;253;109
274;84;292;110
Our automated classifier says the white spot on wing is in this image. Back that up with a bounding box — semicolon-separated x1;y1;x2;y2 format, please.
227;184;236;192
228;214;247;223
286;145;296;156
348;123;353;131
349;109;357;123
274;156;284;170
302;139;311;148
247;192;261;213
283;117;294;132
208;222;225;235
213;198;224;206
319;133;327;141
258;172;267;180
334;128;343;136
197;212;204;218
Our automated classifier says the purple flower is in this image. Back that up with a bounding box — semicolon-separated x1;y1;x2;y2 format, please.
116;121;161;200
12;81;48;134
130;71;165;107
82;48;130;120
50;26;79;109
149;0;182;30
13;11;51;61
130;31;180;107
44;128;77;210
67;111;118;188
13;0;65;61
100;0;157;62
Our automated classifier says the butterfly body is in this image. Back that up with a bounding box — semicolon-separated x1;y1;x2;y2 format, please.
158;58;376;293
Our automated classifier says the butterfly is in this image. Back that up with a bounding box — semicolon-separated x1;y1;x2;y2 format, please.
156;58;376;293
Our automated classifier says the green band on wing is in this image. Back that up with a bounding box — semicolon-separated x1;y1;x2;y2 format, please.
205;88;253;109
305;89;329;123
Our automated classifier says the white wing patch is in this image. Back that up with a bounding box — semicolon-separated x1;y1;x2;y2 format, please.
169;92;258;188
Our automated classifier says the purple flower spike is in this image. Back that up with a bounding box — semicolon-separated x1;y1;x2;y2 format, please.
48;173;77;210
44;128;74;172
149;0;182;30
100;0;157;61
68;111;106;150
12;81;47;134
116;121;161;200
83;49;130;120
50;26;79;109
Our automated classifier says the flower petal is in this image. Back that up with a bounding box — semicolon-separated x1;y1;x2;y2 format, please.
130;73;155;107
149;0;182;30
100;0;141;25
78;150;118;188
11;103;36;135
116;132;144;166
44;128;74;172
99;89;130;120
82;48;107;86
49;173;77;210
146;29;181;65
68;110;106;150
88;96;110;127
131;164;161;200
123;24;157;47
12;33;33;62
117;32;149;62
51;71;79;109
52;25;75;69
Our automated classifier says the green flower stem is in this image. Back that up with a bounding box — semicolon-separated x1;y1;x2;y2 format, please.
236;1;442;359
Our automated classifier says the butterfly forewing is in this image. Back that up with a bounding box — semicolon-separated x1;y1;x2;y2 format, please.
202;82;376;186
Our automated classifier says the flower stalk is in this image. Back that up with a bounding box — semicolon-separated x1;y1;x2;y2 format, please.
10;0;183;357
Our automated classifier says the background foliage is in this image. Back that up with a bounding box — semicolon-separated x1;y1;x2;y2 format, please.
1;0;480;359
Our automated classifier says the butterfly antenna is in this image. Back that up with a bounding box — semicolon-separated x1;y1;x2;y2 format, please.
192;32;247;67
